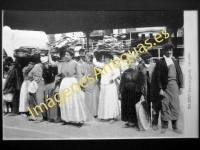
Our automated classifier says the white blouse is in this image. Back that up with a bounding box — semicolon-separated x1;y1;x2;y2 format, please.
93;58;120;84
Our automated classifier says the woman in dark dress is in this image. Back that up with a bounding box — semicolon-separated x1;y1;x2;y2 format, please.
45;52;63;123
119;57;145;131
3;57;24;116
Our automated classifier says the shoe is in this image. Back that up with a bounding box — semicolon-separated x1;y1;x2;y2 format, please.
48;119;54;123
56;121;65;125
100;119;106;122
173;129;183;134
33;120;43;123
60;121;68;125
109;119;115;124
43;116;48;121
21;114;28;118
7;113;18;116
152;125;158;131
33;118;43;123
122;123;130;128
77;122;82;128
135;126;140;131
54;119;61;123
161;128;167;134
122;123;135;128
3;112;8;116
28;118;36;121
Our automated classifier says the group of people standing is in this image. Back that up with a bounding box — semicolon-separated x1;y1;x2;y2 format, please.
3;43;183;134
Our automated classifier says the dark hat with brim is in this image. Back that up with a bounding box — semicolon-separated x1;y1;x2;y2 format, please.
162;43;174;51
140;52;152;59
95;50;114;59
103;53;114;59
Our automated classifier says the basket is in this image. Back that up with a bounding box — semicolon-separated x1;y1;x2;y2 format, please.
136;95;150;130
3;93;13;102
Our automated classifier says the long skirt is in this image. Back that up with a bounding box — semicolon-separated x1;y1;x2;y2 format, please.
19;80;31;112
121;82;142;123
98;83;120;119
44;83;61;121
161;80;180;121
59;77;93;123
28;80;46;118
85;84;100;116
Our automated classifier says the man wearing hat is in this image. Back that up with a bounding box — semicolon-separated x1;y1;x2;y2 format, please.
136;56;144;66
153;43;183;134
138;51;156;129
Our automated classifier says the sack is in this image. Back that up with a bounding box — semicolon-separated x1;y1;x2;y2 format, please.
3;93;14;102
136;95;150;130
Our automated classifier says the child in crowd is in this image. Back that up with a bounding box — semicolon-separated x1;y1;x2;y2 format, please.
3;72;13;115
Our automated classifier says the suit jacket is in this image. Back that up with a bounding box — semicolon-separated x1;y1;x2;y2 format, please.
3;62;23;94
138;62;156;100
155;57;183;90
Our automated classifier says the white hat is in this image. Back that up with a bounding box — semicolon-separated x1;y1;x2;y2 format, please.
28;81;38;93
40;56;48;63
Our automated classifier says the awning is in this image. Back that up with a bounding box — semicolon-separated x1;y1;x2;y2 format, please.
3;11;183;34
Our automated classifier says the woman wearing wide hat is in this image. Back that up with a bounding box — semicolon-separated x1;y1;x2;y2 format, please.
93;50;120;124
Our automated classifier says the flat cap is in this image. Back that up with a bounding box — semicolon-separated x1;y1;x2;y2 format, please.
162;43;174;50
140;52;152;59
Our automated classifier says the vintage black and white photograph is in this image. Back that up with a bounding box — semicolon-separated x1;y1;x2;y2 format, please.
2;10;198;140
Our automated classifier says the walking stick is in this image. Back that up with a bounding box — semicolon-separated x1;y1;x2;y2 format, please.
150;102;153;127
146;71;152;126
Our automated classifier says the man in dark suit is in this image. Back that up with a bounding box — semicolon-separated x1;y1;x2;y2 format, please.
138;52;156;128
153;43;183;134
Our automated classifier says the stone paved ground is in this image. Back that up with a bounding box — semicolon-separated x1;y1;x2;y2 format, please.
3;98;184;140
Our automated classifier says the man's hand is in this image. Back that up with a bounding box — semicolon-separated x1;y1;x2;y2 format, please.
159;89;164;96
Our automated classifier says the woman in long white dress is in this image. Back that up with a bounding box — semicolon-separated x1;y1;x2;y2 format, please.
49;49;93;127
93;52;120;124
19;62;34;117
